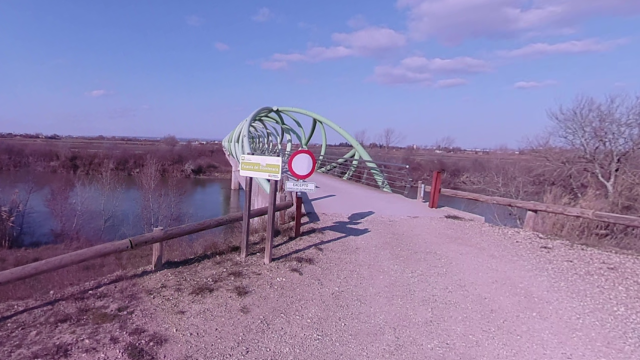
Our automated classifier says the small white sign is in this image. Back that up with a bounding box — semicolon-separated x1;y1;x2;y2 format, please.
285;181;316;192
239;155;282;180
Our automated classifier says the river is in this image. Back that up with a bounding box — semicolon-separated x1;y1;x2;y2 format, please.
0;171;244;246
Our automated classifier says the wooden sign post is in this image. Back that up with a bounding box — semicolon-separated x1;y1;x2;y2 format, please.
264;179;278;264
287;150;317;239
238;154;282;263
240;176;253;260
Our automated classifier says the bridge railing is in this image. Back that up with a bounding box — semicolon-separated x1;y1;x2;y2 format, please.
313;154;411;195
417;171;640;231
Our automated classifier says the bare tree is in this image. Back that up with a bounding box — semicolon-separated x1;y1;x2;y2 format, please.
547;93;640;199
0;186;34;249
354;129;369;147
433;136;456;150
96;160;123;240
378;128;406;150
137;156;186;233
160;134;179;147
46;177;91;241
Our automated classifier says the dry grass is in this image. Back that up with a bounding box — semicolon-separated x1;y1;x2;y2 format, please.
0;222;245;302
0;137;231;177
0;244;152;302
0;267;169;360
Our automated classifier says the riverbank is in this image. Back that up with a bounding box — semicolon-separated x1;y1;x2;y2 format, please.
0;137;233;178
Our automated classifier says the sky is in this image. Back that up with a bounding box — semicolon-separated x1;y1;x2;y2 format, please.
1;0;639;149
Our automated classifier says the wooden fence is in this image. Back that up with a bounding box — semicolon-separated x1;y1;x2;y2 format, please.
0;200;294;286
416;171;640;231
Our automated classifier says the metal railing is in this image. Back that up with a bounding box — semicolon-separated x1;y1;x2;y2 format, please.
314;154;411;195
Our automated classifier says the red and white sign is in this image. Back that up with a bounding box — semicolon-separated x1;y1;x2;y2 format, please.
287;149;316;180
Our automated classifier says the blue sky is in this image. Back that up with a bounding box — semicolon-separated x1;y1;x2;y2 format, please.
1;0;639;148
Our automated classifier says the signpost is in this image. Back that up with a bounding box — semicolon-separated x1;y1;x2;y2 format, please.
287;149;316;180
285;181;316;192
287;150;317;238
239;154;282;180
239;154;282;264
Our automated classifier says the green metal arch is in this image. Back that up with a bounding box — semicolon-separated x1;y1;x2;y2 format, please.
223;107;390;193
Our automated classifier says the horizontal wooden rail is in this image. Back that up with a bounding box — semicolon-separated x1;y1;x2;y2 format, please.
0;201;293;286
423;185;640;228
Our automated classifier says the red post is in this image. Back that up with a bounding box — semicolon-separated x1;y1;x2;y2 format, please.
429;171;443;209
294;193;303;237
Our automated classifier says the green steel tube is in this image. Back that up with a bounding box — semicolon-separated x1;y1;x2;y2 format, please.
223;106;391;193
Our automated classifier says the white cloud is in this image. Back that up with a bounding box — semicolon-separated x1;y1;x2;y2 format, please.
252;7;273;22
185;15;204;26
371;65;432;85
370;55;486;85
261;61;288;70
498;38;627;57
86;90;113;97
332;27;406;54
215;42;230;51
400;56;491;73
262;27;405;70
435;78;468;88
271;46;356;63
397;0;640;43
513;80;557;89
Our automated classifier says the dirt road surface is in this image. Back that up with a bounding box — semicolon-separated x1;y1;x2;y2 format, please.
2;212;640;359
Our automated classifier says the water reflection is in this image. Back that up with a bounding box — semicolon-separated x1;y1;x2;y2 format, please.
0;172;243;245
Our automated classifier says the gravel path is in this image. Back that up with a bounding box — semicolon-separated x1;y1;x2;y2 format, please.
2;211;640;359
147;212;640;359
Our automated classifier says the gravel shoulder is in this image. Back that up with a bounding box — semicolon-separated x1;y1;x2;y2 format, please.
2;212;640;360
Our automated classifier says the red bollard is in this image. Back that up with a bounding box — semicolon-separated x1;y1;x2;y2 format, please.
429;171;442;209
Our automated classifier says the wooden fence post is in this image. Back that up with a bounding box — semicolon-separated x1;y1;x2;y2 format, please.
241;176;253;260
264;179;278;265
152;227;164;270
523;210;537;231
428;171;443;209
279;193;287;225
294;193;303;238
417;181;424;202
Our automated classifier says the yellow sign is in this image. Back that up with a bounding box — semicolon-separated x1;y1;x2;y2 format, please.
239;155;282;180
240;162;280;174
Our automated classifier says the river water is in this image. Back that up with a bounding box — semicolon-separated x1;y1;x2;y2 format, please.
0;171;244;246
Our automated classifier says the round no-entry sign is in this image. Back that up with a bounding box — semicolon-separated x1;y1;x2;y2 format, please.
287;149;316;180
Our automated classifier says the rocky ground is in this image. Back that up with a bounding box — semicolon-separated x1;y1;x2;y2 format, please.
2;211;640;359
